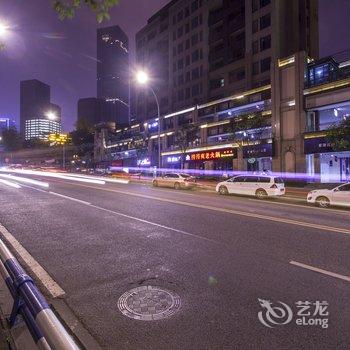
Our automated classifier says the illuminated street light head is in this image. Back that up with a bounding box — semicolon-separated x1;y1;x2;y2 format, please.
0;23;8;38
46;111;56;120
136;71;148;85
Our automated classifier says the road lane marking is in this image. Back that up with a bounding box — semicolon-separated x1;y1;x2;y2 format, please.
59;183;350;236
0;223;65;298
24;186;219;244
28;175;349;215
22;179;350;236
49;191;91;205
88;204;220;244
290;260;350;283
248;198;350;215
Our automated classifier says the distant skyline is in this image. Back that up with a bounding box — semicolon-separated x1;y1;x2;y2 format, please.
0;0;350;131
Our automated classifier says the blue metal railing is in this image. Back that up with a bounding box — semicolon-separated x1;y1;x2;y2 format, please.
0;239;79;350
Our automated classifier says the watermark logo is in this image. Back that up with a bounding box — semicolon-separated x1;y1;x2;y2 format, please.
258;299;293;328
258;299;329;329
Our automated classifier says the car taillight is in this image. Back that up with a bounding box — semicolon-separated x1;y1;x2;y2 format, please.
270;184;278;189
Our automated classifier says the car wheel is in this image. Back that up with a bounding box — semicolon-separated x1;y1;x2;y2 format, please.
256;189;268;199
316;196;330;208
174;182;181;190
153;180;158;187
219;185;229;195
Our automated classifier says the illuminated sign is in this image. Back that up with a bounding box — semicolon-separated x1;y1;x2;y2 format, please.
148;122;158;129
167;156;181;163
48;133;68;145
243;143;274;158
189;148;236;161
137;158;151;166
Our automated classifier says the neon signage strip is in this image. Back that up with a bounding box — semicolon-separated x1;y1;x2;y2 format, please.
197;85;271;109
161;143;239;156
304;76;350;95
278;55;295;67
163;107;196;119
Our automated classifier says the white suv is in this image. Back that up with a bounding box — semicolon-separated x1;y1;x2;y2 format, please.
216;175;285;198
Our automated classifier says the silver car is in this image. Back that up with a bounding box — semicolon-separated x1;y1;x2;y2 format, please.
152;173;196;190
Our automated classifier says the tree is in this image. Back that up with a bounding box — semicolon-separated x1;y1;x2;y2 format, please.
52;0;119;22
228;114;270;148
1;127;22;152
174;124;198;169
131;137;148;167
69;119;94;162
23;138;48;149
326;117;350;151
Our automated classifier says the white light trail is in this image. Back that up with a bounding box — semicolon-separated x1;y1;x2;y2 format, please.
0;179;21;189
0;174;49;188
0;169;106;185
65;174;129;184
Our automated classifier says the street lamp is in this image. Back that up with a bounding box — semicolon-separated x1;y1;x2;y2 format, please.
0;22;9;50
0;23;8;38
135;70;161;168
46;111;57;120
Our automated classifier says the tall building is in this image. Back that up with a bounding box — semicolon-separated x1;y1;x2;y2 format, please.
78;98;104;126
97;25;130;125
20;79;61;140
78;97;119;127
134;0;318;121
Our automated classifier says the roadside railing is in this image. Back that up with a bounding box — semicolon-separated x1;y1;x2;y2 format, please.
0;239;79;350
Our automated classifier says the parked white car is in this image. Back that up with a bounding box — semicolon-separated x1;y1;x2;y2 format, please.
307;182;350;208
152;173;196;190
216;175;285;198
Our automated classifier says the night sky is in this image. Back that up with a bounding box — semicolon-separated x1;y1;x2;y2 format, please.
0;0;350;131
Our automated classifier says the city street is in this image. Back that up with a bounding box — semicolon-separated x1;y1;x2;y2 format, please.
0;175;349;349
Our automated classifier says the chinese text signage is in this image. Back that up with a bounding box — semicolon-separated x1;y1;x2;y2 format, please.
189;148;236;162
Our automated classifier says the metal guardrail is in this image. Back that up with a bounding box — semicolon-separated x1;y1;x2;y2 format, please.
0;239;79;350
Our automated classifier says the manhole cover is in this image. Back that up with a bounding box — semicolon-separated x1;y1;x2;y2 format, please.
118;285;181;321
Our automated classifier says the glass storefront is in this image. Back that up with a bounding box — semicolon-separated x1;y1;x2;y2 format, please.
306;151;350;183
246;157;272;172
306;102;350;132
320;151;350;183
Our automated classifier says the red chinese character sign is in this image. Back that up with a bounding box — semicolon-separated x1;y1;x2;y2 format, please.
188;148;236;162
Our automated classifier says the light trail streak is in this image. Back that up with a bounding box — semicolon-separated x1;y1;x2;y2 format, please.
0;174;49;188
0;179;21;189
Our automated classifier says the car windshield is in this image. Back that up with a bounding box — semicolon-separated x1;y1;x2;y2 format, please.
180;174;191;178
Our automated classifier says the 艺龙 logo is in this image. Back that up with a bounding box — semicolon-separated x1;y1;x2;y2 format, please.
258;298;293;328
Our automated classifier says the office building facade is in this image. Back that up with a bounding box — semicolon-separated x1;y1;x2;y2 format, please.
95;49;350;183
97;25;130;125
20;79;61;140
134;0;318;122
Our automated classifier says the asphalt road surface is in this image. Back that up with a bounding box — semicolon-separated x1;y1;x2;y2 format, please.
0;174;349;349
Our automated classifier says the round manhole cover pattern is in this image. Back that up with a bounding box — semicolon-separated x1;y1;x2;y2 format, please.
118;285;181;321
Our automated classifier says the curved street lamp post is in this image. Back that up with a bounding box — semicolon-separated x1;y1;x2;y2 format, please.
136;71;161;168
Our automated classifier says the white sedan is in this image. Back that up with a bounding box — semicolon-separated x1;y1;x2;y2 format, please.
307;183;350;208
152;173;196;190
